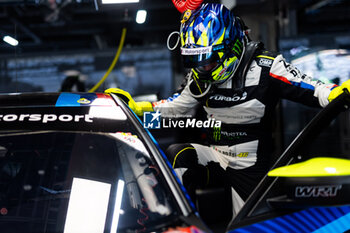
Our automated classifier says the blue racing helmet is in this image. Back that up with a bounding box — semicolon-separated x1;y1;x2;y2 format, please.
180;3;246;84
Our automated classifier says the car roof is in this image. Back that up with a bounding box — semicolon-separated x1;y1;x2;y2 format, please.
0;92;114;107
0;92;136;133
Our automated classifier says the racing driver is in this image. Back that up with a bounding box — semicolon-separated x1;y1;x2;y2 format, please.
105;3;350;216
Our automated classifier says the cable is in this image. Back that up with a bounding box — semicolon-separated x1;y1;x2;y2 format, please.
167;31;180;50
88;28;127;92
136;198;149;233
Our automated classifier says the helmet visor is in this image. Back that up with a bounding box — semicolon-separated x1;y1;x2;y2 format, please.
181;45;225;68
195;61;219;73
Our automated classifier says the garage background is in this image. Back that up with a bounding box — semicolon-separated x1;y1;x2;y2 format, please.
1;0;350;159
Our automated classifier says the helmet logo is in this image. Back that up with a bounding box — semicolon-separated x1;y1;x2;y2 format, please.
181;46;212;55
181;9;192;24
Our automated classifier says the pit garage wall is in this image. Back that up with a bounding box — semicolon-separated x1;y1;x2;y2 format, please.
0;46;173;99
279;35;350;160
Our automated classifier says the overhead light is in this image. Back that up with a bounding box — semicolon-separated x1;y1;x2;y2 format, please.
63;178;111;233
110;180;125;233
3;35;19;46
101;0;139;4
136;10;147;24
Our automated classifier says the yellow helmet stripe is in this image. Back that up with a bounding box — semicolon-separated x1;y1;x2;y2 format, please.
216;57;236;81
224;56;236;67
209;56;237;82
180;31;185;46
185;20;196;45
192;70;203;93
216;27;226;46
212;65;222;80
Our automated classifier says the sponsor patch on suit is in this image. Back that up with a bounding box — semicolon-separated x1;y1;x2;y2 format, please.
258;58;273;67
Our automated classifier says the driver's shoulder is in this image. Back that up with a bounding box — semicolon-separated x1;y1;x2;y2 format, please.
254;50;279;69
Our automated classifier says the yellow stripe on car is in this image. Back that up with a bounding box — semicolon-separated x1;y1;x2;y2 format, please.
268;157;350;177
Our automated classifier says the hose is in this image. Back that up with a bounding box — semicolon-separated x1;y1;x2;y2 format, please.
171;0;203;13
88;27;127;92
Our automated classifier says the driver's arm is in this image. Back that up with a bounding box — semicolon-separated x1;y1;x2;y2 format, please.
105;83;199;117
269;54;337;107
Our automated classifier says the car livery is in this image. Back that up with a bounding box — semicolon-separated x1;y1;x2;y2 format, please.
1;92;350;233
0;92;209;233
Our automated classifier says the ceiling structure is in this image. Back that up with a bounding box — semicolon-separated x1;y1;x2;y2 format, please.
0;0;350;55
0;0;187;55
296;0;350;35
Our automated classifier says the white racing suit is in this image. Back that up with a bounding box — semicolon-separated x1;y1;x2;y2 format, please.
153;50;335;215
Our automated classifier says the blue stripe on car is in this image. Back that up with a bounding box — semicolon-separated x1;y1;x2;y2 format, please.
229;206;350;233
55;93;98;107
56;93;82;106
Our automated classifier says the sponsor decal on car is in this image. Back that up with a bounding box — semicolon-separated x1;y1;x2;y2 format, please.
0;113;94;123
77;98;91;104
295;185;342;198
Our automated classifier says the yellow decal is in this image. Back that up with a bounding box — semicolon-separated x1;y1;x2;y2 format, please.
237;152;249;158
77;98;91;104
181;9;192;24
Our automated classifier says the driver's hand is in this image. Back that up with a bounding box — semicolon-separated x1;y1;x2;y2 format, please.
328;79;350;102
104;88;153;116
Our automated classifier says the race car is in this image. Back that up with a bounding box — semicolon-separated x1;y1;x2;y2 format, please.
1;91;350;233
227;91;350;232
0;92;211;233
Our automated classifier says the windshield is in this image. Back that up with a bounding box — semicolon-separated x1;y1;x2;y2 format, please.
0;131;178;233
